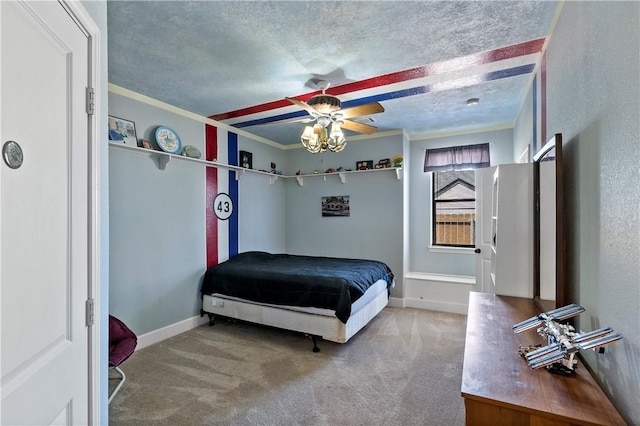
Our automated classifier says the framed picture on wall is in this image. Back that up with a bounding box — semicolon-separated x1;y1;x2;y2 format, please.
239;150;253;169
108;116;138;146
322;195;350;217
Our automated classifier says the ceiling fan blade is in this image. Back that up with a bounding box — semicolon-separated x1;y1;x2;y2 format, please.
286;97;319;116
341;119;378;135
339;102;385;119
260;116;314;126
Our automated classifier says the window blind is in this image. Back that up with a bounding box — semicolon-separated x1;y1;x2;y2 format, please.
424;143;490;172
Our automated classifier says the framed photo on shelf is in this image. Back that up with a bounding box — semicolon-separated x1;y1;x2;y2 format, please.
321;195;350;217
141;140;154;150
376;158;391;168
239;150;253;169
356;160;373;170
108;116;138;146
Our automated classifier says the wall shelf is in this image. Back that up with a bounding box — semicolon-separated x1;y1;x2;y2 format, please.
109;141;403;185
293;167;403;186
110;142;278;183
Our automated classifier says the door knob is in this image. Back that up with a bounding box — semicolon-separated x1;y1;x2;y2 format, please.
3;141;23;169
474;248;481;254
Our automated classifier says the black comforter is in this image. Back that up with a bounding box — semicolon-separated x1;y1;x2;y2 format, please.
201;251;394;323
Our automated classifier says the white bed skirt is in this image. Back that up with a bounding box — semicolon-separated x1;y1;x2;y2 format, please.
201;279;389;343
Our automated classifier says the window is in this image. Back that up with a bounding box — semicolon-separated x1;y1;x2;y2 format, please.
424;143;489;248
432;170;476;247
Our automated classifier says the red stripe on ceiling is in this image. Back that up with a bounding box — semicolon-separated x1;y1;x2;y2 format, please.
210;98;300;121
205;124;218;268
210;38;545;121
339;38;545;93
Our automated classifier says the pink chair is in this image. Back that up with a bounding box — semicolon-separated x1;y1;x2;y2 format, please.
109;315;137;403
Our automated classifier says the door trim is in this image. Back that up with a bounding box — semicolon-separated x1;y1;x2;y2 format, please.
58;1;102;423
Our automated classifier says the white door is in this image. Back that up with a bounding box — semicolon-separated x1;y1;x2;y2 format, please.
1;1;91;424
474;166;497;293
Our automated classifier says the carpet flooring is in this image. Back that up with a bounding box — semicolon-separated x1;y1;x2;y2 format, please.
109;307;467;425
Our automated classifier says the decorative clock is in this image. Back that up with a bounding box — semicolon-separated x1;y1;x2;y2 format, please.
154;126;182;154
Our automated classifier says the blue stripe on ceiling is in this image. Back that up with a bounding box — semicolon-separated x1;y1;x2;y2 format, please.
234;63;535;128
236;110;309;127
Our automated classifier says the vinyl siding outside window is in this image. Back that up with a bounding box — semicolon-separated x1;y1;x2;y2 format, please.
432;170;476;247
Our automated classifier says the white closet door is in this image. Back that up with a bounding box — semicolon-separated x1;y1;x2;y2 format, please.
1;1;91;424
475;166;497;293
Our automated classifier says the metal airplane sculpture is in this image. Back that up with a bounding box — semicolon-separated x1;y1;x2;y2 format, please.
513;304;623;375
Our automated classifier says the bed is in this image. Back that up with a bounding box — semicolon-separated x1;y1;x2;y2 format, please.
200;251;394;351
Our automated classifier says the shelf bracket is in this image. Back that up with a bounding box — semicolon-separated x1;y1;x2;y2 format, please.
395;167;403;180
269;175;279;185
338;173;346;184
296;176;304;187
153;153;171;170
234;169;246;181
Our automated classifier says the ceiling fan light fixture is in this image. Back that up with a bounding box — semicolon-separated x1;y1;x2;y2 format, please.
330;120;345;138
292;80;384;153
327;122;346;153
318;127;330;153
316;115;331;128
300;122;346;154
300;125;319;153
307;94;342;114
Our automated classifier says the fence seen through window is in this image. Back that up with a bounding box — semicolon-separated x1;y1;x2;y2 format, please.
432;170;476;247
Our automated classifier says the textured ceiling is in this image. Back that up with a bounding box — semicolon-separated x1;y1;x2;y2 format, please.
107;1;559;146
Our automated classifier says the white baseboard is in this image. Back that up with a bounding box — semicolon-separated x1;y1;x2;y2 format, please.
404;271;475;285
136;314;209;350
403;297;468;315
389;296;467;315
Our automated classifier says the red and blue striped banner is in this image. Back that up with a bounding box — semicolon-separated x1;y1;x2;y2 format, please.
205;124;239;268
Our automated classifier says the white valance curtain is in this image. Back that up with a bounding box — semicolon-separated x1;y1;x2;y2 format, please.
423;143;490;172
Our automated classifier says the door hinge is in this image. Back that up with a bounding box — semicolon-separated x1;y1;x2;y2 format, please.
86;87;95;115
86;298;95;327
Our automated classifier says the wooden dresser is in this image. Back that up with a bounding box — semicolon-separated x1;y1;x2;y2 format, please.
461;292;626;425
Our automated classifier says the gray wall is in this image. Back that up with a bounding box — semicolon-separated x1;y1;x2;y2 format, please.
513;81;535;162
408;128;514;276
108;93;208;333
237;137;287;254
545;2;639;423
284;133;405;297
108;92;287;336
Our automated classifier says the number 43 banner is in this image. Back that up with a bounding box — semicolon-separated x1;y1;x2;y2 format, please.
213;193;233;220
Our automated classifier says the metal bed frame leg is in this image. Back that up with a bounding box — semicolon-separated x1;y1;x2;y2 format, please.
108;366;126;404
200;309;215;326
311;335;320;353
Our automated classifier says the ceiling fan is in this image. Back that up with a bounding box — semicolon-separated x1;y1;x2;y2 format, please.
284;80;384;135
271;80;385;153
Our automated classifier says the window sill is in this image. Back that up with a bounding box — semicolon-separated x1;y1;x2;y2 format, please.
428;245;475;255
